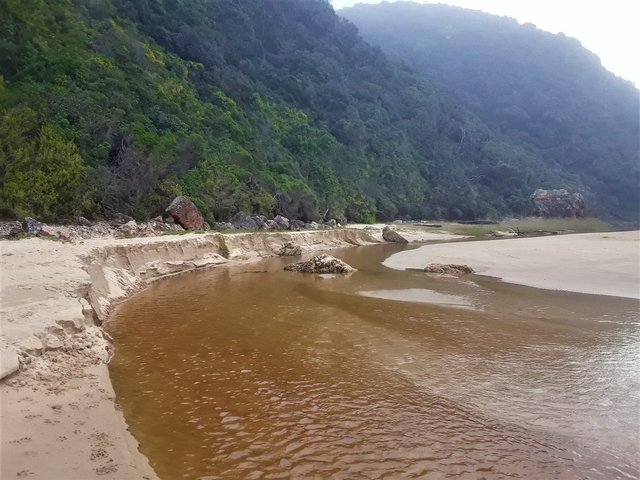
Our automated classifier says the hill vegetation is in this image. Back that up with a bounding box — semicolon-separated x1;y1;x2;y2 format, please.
341;2;640;220
0;0;633;223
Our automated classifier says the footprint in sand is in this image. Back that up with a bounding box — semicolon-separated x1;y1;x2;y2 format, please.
90;447;109;461
9;437;32;445
95;463;118;475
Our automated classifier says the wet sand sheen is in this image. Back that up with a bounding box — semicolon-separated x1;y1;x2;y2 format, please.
107;243;640;479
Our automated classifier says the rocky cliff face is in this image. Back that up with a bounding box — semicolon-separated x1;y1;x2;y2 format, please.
531;189;585;218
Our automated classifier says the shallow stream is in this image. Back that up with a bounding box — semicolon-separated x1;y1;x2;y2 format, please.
108;243;639;479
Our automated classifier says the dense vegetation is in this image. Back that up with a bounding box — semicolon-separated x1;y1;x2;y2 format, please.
341;2;640;220
0;0;631;223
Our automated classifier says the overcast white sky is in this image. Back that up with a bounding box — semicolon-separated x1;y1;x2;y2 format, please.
332;0;640;87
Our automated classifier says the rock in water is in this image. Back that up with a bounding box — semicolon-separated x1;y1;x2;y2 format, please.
382;226;408;243
165;196;205;230
22;217;43;235
531;189;585;218
284;254;356;274
424;264;474;274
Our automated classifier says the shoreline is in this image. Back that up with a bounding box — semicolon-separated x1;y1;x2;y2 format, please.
1;228;385;479
3;228;636;478
384;231;640;299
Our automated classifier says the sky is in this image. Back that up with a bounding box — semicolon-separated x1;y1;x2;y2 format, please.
332;0;640;86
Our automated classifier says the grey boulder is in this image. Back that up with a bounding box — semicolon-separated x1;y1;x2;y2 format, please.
382;226;408;243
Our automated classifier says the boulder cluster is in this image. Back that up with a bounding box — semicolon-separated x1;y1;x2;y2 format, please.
284;254;356;274
0;214;186;241
213;212;342;232
1;195;347;241
162;196;343;232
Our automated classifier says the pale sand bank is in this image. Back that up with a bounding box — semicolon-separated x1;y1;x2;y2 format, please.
384;231;640;299
347;223;468;242
1;229;379;479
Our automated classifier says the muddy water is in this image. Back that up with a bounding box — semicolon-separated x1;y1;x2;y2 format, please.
107;244;640;479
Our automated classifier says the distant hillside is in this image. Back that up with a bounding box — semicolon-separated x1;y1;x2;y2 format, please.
0;0;613;223
342;2;640;220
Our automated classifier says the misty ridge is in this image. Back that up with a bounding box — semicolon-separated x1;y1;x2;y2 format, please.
0;0;638;223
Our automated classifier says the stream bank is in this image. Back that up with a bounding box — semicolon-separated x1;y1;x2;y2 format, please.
0;228;383;479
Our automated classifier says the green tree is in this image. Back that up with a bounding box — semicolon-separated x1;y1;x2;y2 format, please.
0;107;87;219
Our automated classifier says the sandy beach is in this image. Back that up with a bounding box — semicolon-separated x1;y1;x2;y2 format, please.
2;228;638;478
0;229;380;479
384;231;640;299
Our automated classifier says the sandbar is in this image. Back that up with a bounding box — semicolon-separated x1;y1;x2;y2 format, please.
384;231;640;299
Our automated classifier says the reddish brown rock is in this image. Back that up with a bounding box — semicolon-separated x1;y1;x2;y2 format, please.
531;189;585;218
165;196;205;230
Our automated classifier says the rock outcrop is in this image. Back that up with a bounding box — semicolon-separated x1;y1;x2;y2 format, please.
424;263;474;274
531;189;585;218
165;196;206;230
382;226;408;243
284;254;356;274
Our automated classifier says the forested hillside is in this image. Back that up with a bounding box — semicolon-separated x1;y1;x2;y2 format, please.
342;2;640;220
0;0;624;223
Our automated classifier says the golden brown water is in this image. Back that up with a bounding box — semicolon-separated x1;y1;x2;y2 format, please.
108;243;640;479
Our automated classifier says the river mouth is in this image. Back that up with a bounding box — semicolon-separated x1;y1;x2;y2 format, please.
107;243;640;479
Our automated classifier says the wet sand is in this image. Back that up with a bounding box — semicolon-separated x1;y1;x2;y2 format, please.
384;231;640;298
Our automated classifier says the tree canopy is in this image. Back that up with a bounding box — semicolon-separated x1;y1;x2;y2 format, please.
342;2;640;220
0;0;632;222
